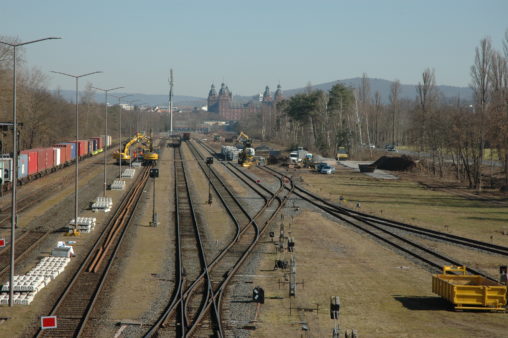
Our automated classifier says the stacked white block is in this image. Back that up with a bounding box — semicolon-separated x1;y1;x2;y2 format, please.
121;168;136;178
111;180;126;190
0;292;36;305
92;197;113;212
69;217;96;233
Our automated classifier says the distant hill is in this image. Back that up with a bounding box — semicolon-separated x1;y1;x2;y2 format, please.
281;78;473;104
52;90;207;107
53;77;472;107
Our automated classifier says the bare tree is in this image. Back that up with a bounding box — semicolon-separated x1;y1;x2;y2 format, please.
389;80;401;145
470;37;493;191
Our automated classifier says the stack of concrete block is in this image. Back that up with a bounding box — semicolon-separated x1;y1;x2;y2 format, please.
69;217;96;233
110;180;126;190
92;197;113;212
121;168;136;178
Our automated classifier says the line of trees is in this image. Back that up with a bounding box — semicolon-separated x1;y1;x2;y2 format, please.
241;30;508;189
0;35;168;154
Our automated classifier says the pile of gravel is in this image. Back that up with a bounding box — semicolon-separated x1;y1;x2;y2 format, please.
372;155;416;171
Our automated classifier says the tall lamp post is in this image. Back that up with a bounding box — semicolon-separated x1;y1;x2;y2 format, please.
92;86;123;196
0;36;61;307
51;71;101;235
112;94;132;177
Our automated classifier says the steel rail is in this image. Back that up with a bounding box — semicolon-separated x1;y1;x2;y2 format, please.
262;166;499;281
35;166;151;337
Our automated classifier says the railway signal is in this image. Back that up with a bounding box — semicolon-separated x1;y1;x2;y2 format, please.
150;168;159;227
0;238;5;248
252;286;265;304
40;316;57;329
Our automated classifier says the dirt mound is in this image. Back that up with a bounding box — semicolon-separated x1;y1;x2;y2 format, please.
372;155;416;171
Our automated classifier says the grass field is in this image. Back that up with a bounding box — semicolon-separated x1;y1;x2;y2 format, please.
298;168;508;244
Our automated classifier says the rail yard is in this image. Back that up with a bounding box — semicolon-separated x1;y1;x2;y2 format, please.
0;131;504;337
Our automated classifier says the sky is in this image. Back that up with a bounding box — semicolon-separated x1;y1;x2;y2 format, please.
1;0;507;98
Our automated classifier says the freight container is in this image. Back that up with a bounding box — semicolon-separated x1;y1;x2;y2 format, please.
70;141;87;157
86;140;93;154
0;158;13;182
53;143;72;163
18;154;28;179
60;142;77;160
20;150;38;175
33;149;47;172
91;137;104;150
101;135;112;148
432;266;507;311
53;148;61;166
88;138;98;152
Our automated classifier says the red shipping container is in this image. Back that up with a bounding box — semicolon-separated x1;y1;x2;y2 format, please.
45;147;54;169
21;150;38;175
79;140;89;155
32;148;54;172
54;143;72;163
71;140;88;157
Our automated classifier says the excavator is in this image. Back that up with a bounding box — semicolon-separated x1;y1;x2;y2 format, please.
113;132;154;165
237;131;256;168
143;130;159;165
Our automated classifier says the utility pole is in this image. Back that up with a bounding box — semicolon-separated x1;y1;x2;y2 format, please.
168;69;174;135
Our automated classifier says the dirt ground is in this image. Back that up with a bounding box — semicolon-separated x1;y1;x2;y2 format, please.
252;210;508;337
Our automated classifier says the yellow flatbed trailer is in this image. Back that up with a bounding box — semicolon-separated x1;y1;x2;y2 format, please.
432;266;507;311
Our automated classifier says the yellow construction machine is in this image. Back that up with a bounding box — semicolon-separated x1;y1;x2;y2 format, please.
143;130;159;165
237;131;257;167
113;132;153;164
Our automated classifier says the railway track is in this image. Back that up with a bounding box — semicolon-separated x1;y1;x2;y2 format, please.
195;140;507;281
35;165;151;337
0;231;49;278
262;166;506;281
145;140;291;337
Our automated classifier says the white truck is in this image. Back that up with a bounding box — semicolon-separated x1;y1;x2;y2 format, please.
289;147;312;163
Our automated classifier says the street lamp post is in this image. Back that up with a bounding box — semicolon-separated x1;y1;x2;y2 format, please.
0;36;61;307
112;94;132;178
92;86;124;196
51;70;101;235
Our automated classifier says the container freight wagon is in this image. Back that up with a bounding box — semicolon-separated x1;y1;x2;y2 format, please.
53;147;61;166
432;266;507;311
70;140;89;157
101;135;112;148
53;143;72;163
18;154;28;179
20;150;38;175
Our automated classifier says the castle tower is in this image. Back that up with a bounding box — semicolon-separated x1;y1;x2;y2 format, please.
207;84;218;112
262;85;272;103
274;84;284;102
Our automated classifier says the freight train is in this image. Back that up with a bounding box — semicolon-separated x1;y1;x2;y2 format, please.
0;135;113;191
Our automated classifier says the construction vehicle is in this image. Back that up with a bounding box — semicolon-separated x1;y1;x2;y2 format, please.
237;131;257;167
143;130;159;165
113;132;154;165
336;146;349;161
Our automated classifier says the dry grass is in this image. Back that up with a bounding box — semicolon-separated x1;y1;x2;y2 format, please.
298;166;508;245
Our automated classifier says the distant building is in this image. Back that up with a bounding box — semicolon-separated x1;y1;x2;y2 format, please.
206;83;283;121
